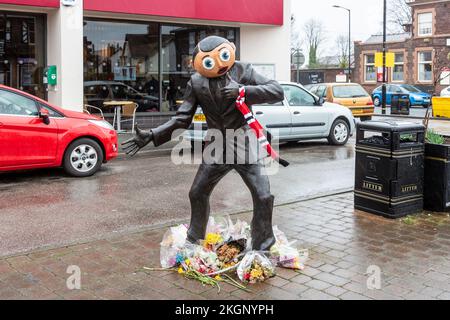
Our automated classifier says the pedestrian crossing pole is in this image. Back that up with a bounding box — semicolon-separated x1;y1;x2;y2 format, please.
382;0;387;115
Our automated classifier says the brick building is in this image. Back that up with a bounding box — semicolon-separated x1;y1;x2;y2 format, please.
354;0;450;95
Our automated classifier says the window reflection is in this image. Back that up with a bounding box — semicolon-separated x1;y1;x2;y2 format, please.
84;19;238;113
0;13;45;99
161;25;237;112
84;20;160;112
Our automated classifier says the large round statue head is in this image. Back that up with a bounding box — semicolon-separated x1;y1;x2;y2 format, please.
193;36;236;78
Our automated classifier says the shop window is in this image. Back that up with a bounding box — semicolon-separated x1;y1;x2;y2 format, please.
83;20;160;113
418;12;433;37
392;53;404;82
0;13;46;99
160;24;237;112
83;19;238;113
418;51;432;82
364;54;376;83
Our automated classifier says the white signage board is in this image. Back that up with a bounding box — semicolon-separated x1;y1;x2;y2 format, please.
61;0;76;6
336;74;347;83
440;71;450;86
253;64;276;80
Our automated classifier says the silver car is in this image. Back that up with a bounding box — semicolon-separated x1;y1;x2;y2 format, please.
185;82;356;147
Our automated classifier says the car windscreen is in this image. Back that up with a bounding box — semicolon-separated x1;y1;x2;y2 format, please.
400;85;421;93
332;85;369;98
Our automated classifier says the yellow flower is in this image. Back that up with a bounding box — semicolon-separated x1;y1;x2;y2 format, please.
178;267;185;274
185;259;191;266
205;233;223;246
250;269;263;279
214;275;223;281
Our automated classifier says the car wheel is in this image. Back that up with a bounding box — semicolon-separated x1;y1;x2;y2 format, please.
328;119;350;146
63;138;104;177
373;97;381;107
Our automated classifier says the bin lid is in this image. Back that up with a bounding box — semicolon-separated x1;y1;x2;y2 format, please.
357;120;425;132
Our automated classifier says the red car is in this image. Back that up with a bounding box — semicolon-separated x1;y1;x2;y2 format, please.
0;85;118;177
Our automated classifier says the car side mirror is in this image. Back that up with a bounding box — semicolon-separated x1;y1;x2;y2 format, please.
39;108;50;125
316;97;325;106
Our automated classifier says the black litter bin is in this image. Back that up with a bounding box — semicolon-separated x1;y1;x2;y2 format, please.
355;120;425;218
391;94;411;115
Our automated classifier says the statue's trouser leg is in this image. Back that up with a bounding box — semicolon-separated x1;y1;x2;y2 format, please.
187;163;233;243
234;163;275;251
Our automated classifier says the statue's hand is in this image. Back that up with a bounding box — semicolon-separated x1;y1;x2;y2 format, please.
220;79;240;101
121;126;153;157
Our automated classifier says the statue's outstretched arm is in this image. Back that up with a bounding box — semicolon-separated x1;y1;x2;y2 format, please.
122;80;198;156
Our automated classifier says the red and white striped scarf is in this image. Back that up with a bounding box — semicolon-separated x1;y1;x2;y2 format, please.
236;87;289;167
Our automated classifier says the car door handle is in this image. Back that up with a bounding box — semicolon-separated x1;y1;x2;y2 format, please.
293;111;301;115
255;111;264;116
0;122;3;127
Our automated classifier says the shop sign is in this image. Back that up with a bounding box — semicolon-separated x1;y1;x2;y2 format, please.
61;0;76;6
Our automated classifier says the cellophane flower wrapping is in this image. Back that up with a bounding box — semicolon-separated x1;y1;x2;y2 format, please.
237;251;275;283
225;218;251;247
270;226;308;270
182;244;221;274
160;225;188;268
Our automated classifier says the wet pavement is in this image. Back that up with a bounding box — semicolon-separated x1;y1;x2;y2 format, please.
1;192;450;300
0;140;355;257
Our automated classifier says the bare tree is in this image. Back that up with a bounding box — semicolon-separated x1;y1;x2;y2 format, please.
304;19;325;67
335;35;353;69
388;0;413;33
432;48;450;94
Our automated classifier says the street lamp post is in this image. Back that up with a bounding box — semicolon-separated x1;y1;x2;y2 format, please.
333;5;351;83
382;0;387;115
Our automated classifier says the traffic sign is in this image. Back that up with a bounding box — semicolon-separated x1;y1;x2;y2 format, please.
292;51;305;67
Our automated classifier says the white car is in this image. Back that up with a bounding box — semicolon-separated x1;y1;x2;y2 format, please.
185;82;356;147
441;86;450;97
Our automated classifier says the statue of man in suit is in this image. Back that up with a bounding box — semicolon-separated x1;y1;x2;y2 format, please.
123;36;284;251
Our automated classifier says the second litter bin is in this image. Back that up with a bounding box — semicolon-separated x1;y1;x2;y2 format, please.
354;120;425;218
391;94;411;115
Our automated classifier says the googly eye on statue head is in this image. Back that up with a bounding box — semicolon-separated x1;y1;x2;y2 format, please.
220;49;231;62
202;57;215;70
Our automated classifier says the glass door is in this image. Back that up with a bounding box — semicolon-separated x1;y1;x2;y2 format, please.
0;12;46;99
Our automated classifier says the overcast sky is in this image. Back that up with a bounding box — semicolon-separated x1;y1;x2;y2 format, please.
291;0;387;57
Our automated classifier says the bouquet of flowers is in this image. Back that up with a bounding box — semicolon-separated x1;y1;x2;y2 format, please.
225;218;251;244
216;240;246;269
182;245;221;275
206;217;229;239
160;225;188;268
270;226;308;270
270;244;308;270
202;232;224;251
237;251;275;284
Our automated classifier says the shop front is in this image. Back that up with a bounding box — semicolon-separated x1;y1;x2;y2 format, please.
0;10;46;99
83;19;238;113
0;0;290;123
